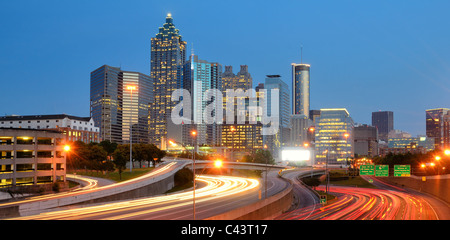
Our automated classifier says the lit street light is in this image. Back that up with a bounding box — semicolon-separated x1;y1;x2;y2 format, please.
127;85;136;172
191;130;197;220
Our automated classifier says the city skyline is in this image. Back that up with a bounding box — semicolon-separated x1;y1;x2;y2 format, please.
2;1;450;137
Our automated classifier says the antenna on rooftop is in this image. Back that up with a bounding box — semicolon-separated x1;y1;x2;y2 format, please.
301;43;303;64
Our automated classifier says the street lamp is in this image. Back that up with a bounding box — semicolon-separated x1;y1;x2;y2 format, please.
191;130;197;220
127;85;136;172
445;149;450;156
64;144;71;170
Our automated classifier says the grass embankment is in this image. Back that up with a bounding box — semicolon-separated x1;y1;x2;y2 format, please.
69;168;155;182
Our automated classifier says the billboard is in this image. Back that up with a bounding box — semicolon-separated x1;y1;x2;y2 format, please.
281;149;311;161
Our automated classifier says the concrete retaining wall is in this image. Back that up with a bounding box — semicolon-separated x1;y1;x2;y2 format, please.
205;181;293;220
378;174;450;204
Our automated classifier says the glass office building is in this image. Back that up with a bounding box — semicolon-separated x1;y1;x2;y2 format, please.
90;65;152;144
263;75;290;159
182;55;222;146
315;108;354;166
150;13;187;147
292;63;310;118
90;65;123;143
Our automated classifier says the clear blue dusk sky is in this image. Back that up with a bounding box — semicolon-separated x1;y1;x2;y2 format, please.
1;0;450;136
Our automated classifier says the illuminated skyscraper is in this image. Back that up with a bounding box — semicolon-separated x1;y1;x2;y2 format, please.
426;108;450;150
292;63;310;118
315;108;354;166
220;65;262;159
90;65;152;144
150;13;187;147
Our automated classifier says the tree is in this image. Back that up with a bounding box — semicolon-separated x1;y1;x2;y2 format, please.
253;149;275;165
112;144;129;180
99;140;118;160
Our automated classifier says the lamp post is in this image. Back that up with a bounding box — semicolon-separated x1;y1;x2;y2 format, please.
127;85;136;172
191;130;197;220
264;144;268;199
64;145;71;170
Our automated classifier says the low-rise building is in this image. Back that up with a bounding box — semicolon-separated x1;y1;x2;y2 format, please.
0;128;67;190
0;114;100;143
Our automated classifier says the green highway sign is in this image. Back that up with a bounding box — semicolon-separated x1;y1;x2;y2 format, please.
320;195;327;205
394;165;411;177
360;164;374;176
375;165;389;177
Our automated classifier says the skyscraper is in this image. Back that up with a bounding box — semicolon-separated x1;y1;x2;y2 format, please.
220;65;261;159
315;109;354;166
292;63;310;118
182;54;222;146
90;65;122;143
426;108;450;150
150;13;187;147
372;111;394;142
264;75;290;159
90;65;152;144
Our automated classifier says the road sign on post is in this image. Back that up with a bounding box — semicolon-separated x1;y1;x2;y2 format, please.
375;165;389;177
394;165;411;177
360;164;375;176
320;195;327;205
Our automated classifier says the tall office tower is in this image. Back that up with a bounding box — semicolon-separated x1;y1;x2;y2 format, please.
150;13;187;147
372;111;393;142
292;63;310;118
182;55;222;146
121;71;153;144
354;124;378;157
90;65;122;143
220;65;259;159
315;109;354;166
263;75;290;160
426;108;450;150
90;65;152;144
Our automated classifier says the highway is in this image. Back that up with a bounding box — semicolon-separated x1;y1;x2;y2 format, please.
0;161;187;216
8;175;256;220
276;172;450;220
1;158;292;220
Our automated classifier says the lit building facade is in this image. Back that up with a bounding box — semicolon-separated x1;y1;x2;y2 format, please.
121;71;153;144
315;109;354;166
0;114;100;143
150;13;187;147
292;63;310;118
426;108;450;150
388;136;434;152
372;111;394;142
0;128;67;189
220;65;262;158
90;65;152;144
182;55;222;146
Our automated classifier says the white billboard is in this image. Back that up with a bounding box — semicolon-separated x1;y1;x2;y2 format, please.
281;149;311;161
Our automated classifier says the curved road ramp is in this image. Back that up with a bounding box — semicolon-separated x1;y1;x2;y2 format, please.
0;161;189;218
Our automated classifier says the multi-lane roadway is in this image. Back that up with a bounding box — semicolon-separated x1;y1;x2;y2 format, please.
276;171;450;220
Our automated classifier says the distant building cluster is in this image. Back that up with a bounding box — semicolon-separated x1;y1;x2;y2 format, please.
85;14;450;165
